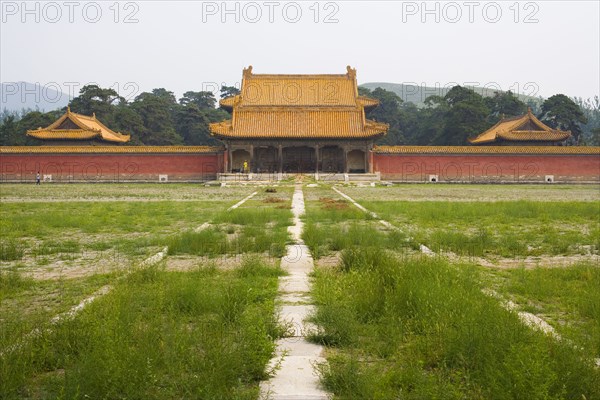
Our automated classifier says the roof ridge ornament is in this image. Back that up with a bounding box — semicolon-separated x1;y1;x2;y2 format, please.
243;65;253;77
346;65;356;78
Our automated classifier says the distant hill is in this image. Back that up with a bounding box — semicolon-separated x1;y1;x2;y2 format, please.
1;82;69;113
360;82;544;108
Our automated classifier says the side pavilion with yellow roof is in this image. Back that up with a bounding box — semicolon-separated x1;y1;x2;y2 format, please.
27;107;131;145
210;66;388;173
469;108;571;146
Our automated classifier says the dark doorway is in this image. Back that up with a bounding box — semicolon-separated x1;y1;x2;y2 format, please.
282;146;315;173
231;149;251;172
320;146;344;173
347;149;366;173
253;146;278;172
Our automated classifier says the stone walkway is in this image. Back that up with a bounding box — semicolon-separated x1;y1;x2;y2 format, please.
260;185;330;400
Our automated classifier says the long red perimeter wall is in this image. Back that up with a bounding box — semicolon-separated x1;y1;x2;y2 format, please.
1;145;598;183
0;146;224;183
373;146;600;183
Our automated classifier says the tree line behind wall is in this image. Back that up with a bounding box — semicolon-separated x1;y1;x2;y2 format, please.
361;86;598;146
1;84;598;146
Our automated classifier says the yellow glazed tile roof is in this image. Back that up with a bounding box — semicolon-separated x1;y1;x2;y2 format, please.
212;66;387;139
373;145;600;155
211;109;387;139
357;96;379;109
233;65;359;107
469;108;571;144
0;146;222;154
27;108;131;143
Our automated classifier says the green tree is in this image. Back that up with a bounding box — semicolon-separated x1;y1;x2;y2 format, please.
540;94;587;145
484;91;528;123
69;85;124;122
220;85;240;99
112;104;144;145
415;96;449;145
179;91;217;109
16;111;62;145
149;88;177;104
0;110;62;146
132;90;182;145
362;87;406;145
573;96;600;145
219;86;240;114
398;102;421;144
0;115;19;146
174;104;219;145
428;86;490;145
590;127;600;145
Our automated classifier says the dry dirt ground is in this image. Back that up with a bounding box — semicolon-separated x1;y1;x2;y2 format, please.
343;184;600;202
165;253;279;272
443;251;600;270
0;184;255;202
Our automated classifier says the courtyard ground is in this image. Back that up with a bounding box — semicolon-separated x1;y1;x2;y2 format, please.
1;182;598;399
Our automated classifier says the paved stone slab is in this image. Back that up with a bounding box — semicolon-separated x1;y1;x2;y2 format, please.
260;185;330;400
278;304;318;337
278;275;311;293
260;339;328;400
278;292;312;304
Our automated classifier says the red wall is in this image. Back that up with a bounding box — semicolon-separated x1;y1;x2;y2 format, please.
374;154;600;183
0;153;223;183
2;151;598;183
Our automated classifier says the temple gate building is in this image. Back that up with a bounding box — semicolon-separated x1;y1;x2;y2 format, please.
27;107;131;145
469;108;571;146
210;66;388;174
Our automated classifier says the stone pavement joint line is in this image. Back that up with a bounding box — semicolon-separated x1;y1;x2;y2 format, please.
260;185;330;400
228;191;258;210
331;186;435;255
483;289;600;368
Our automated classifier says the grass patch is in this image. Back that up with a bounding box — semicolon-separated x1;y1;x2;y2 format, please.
212;207;291;227
310;248;600;399
364;200;599;257
302;188;414;259
1;258;284;399
0;238;24;261
167;225;289;258
303;221;413;259
495;262;600;357
31;239;81;257
166;228;229;256
235;224;289;257
0;201;225;239
0;269;35;298
0;273;117;351
264;196;286;203
305;200;368;224
168;205;292;258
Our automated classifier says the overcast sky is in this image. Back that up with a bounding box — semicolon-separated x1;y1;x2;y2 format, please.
1;0;599;103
